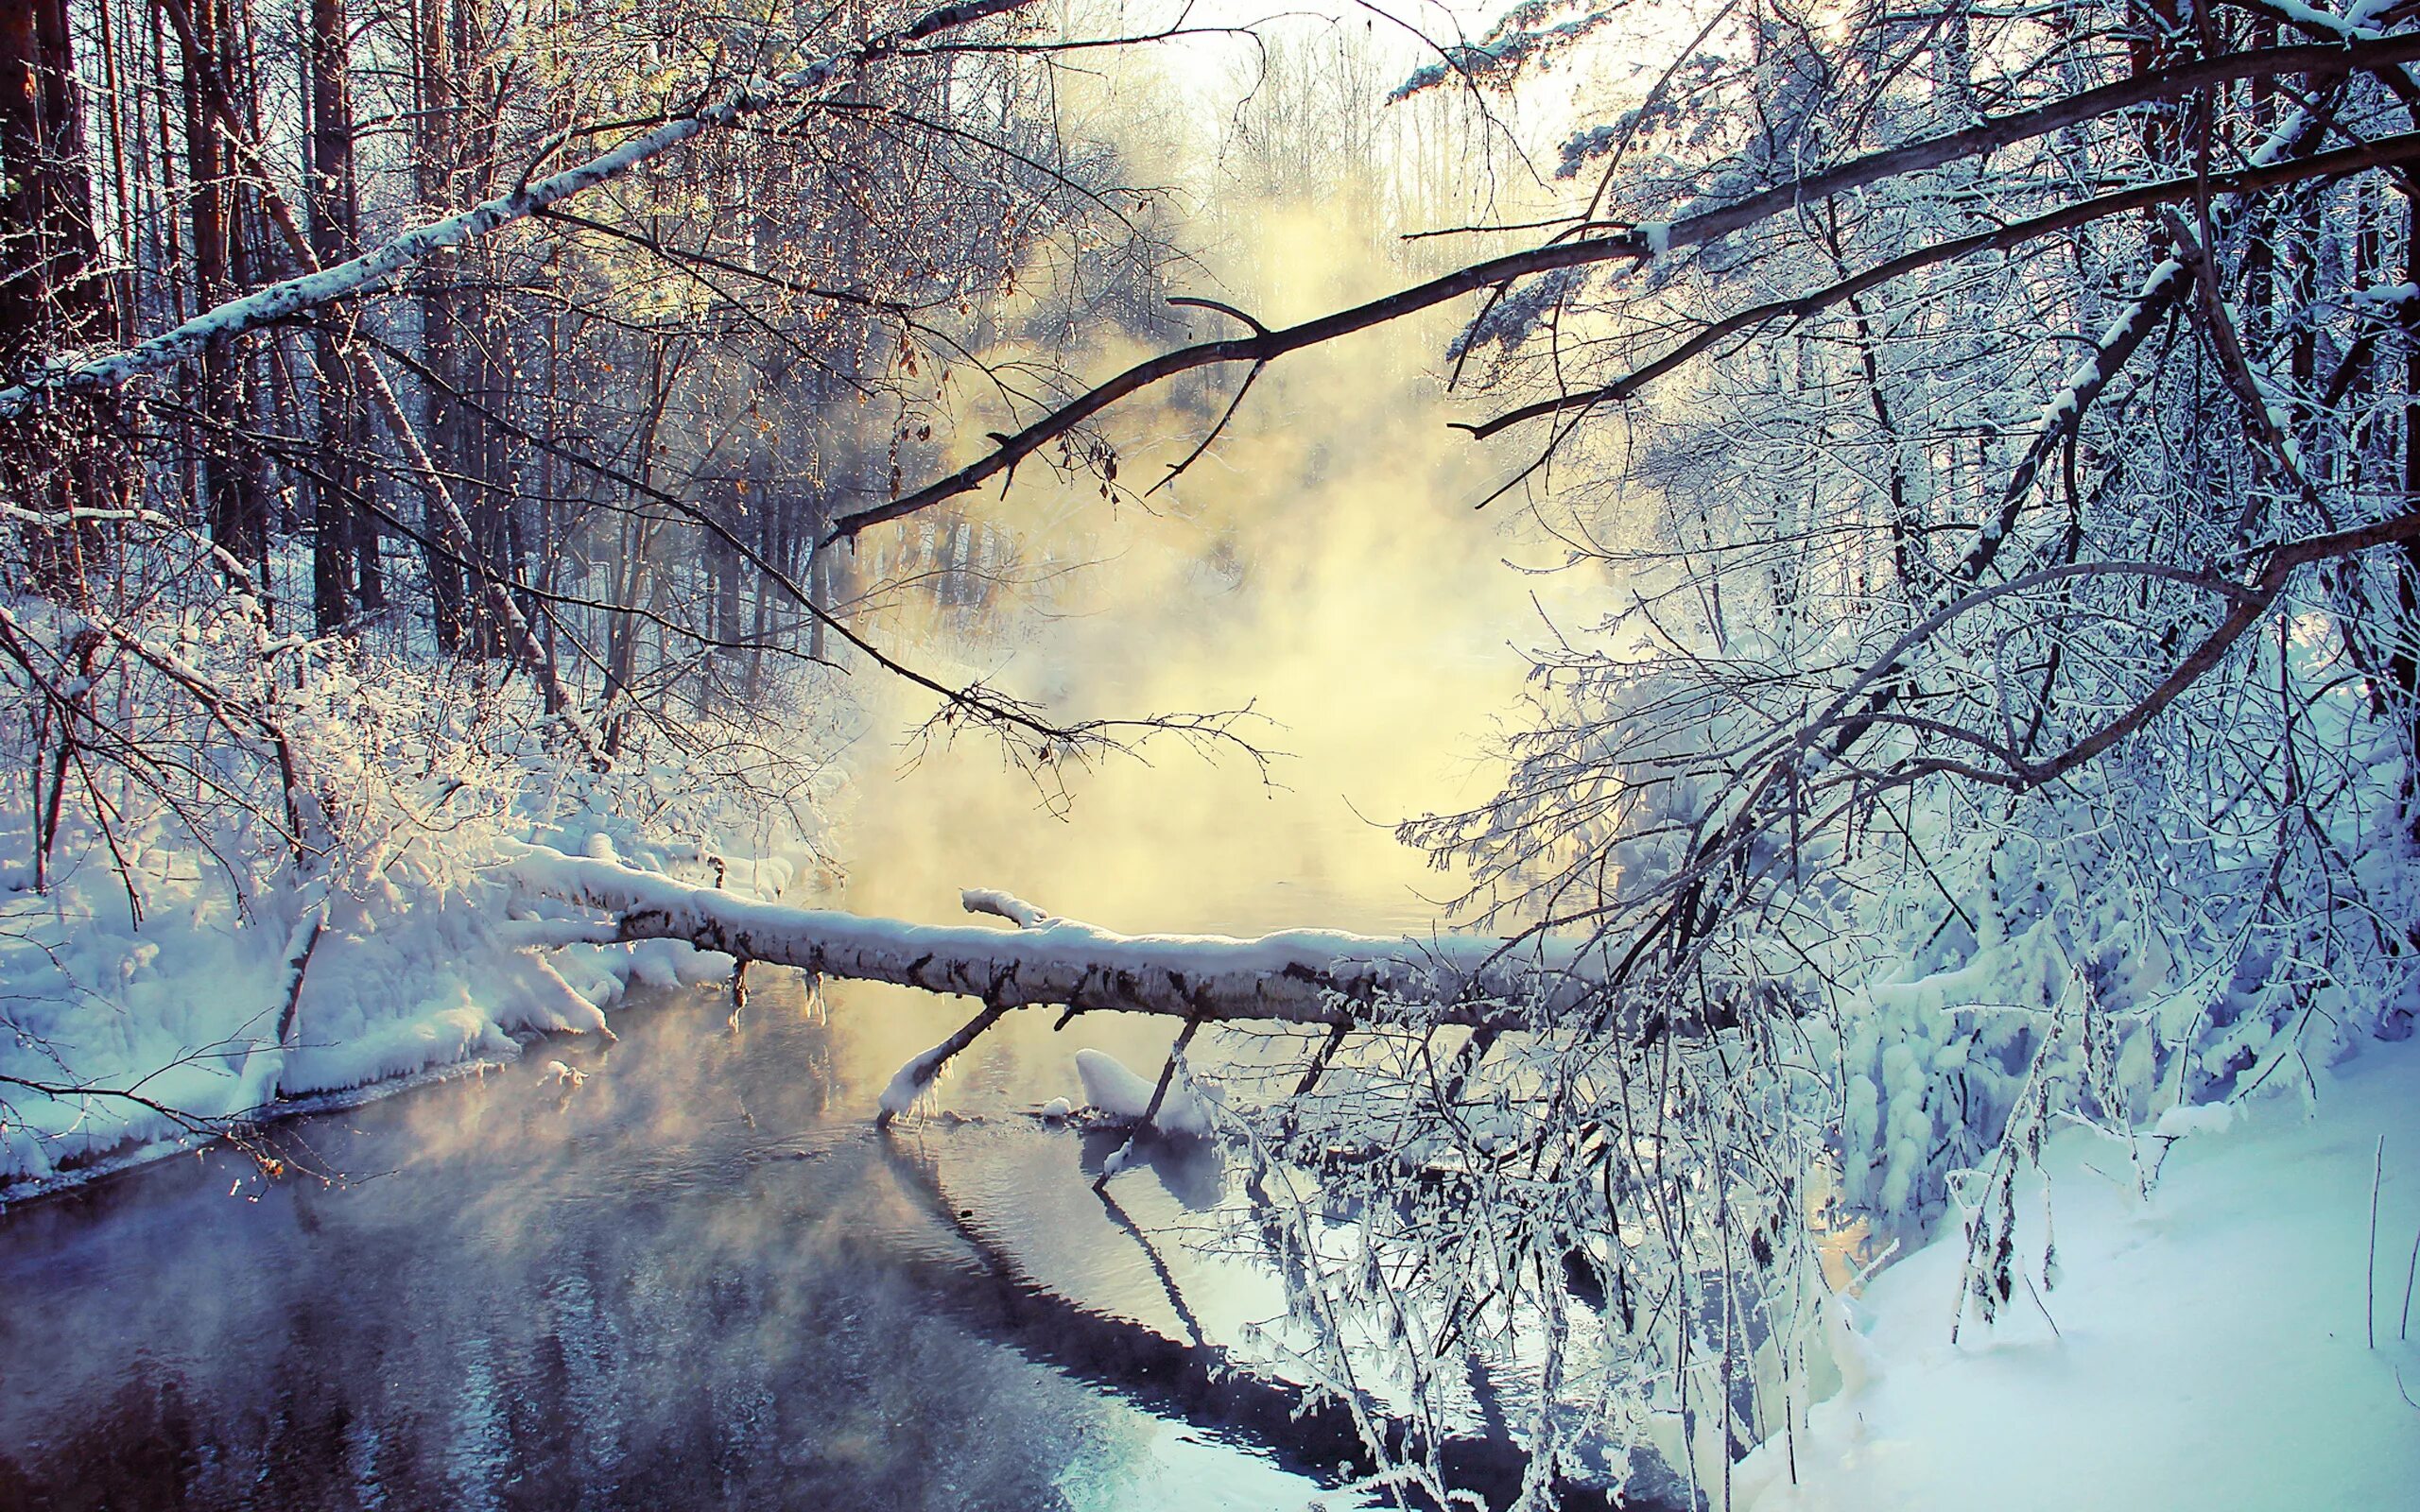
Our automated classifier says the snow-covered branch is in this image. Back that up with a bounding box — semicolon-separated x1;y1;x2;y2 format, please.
0;0;1037;418
827;32;2420;542
959;886;1055;929
501;844;1587;1028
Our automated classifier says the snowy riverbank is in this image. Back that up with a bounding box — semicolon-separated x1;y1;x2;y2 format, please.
11;755;2418;1508
0;820;760;1194
1741;1040;2420;1511
0;697;841;1199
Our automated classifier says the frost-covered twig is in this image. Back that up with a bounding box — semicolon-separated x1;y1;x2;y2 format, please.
2371;1134;2386;1349
0;0;1041;417
2402;1216;2417;1343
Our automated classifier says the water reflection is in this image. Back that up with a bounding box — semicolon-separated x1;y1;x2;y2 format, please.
0;971;1326;1511
0;227;1620;1508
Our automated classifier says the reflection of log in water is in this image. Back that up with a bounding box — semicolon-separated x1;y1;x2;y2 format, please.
481;866;1695;1507
871;1134;1651;1512
1090;1171;1210;1350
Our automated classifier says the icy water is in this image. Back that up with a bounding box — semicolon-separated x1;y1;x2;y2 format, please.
0;348;1603;1508
0;963;1346;1511
0;798;1518;1512
0;646;1541;1509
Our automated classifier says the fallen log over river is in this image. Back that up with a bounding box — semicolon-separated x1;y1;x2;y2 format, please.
501;843;1598;1121
503;843;1589;1031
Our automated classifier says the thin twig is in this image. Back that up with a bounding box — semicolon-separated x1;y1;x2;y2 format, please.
2370;1134;2385;1350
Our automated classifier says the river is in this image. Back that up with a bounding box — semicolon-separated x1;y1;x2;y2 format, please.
0;318;1614;1509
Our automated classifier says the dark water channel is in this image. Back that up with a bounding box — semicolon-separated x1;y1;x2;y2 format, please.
0;963;1354;1511
0;465;1623;1509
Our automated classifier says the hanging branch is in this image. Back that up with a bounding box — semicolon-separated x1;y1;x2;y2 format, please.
0;0;1040;415
824;34;2420;543
1451;135;2420;438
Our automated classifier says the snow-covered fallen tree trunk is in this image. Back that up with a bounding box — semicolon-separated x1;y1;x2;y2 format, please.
500;843;1586;1031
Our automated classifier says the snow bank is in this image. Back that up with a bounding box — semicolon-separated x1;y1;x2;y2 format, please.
0;819;774;1190
1739;1047;2420;1511
0;631;846;1194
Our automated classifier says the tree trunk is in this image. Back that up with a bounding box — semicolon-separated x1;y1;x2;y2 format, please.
0;0;121;602
414;0;466;649
178;0;267;573
305;0;359;633
504;844;1594;1034
0;0;110;356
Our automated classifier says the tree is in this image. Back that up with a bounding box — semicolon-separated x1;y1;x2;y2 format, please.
304;0;366;630
19;0;2420;1502
174;0;267;575
1;0;122;601
0;0;1252;1196
784;4;2420;1498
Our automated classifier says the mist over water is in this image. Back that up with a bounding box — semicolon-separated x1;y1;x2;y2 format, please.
0;38;1617;1509
0;205;1596;1512
805;16;1601;939
0;971;1329;1511
837;212;1590;942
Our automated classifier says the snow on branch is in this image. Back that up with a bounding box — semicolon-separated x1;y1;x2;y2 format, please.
0;0;1037;419
827;32;2420;543
959;886;1055;929
1457;123;2420;441
500;844;1588;1030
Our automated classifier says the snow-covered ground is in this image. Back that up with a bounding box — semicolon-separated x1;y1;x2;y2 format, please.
0;644;847;1194
1742;1041;2420;1511
0;809;788;1190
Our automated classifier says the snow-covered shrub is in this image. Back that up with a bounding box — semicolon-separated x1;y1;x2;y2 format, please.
0;513;845;1187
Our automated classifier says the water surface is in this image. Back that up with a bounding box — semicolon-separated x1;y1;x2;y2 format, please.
0;355;1592;1508
0;966;1334;1511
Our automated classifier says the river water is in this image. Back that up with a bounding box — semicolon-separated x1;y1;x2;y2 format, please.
0;715;1515;1510
0;316;1615;1508
0;967;1315;1510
